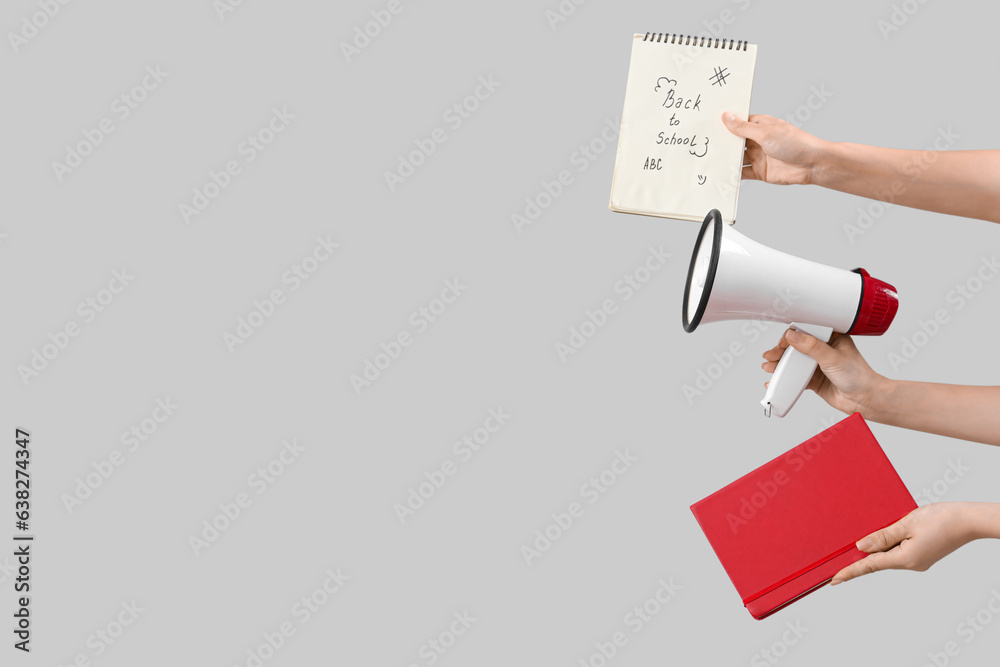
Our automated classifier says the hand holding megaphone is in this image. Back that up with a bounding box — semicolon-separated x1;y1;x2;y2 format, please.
763;330;889;419
683;209;899;418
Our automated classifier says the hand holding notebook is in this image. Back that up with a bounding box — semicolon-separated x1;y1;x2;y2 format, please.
690;414;917;619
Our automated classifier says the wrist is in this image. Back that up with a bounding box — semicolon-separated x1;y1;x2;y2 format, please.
963;503;1000;541
807;139;842;188
857;374;897;424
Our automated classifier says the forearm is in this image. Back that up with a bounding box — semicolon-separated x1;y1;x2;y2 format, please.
810;142;1000;224
867;379;1000;447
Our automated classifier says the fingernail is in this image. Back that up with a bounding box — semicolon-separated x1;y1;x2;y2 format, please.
856;538;872;551
785;330;801;344
829;579;840;586
724;112;735;122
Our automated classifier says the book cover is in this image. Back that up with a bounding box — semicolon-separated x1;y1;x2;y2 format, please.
690;413;917;619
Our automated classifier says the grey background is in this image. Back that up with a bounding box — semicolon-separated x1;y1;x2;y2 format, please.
3;0;1000;664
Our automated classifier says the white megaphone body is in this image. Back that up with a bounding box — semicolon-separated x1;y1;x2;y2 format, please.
683;209;899;418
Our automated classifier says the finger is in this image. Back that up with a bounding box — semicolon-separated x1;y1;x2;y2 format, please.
762;360;777;373
761;337;791;362
828;332;856;353
856;514;913;553
747;114;777;124
722;112;765;143
805;366;825;394
761;346;784;362
830;549;906;585
741;143;761;181
783;329;840;367
772;334;792;354
774;332;792;350
762;341;788;358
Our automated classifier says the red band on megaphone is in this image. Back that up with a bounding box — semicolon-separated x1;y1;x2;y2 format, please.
848;268;899;336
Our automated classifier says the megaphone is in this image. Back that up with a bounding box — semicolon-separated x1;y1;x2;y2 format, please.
683;209;899;418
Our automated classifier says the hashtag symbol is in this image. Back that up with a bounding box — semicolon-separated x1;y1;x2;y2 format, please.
15;521;27;531
710;66;730;86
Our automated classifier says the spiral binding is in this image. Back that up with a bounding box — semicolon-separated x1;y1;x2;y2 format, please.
643;32;749;51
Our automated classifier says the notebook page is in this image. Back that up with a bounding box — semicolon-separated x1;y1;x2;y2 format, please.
610;34;757;223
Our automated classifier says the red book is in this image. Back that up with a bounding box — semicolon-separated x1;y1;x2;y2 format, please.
690;413;917;620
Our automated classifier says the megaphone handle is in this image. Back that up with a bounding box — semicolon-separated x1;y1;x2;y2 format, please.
761;323;834;418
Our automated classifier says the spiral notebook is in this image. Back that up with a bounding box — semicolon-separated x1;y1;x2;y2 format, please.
610;33;758;224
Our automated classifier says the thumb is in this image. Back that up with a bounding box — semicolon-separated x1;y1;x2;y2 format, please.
830;549;905;586
783;329;839;368
829;516;912;585
722;112;763;142
855;518;909;554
